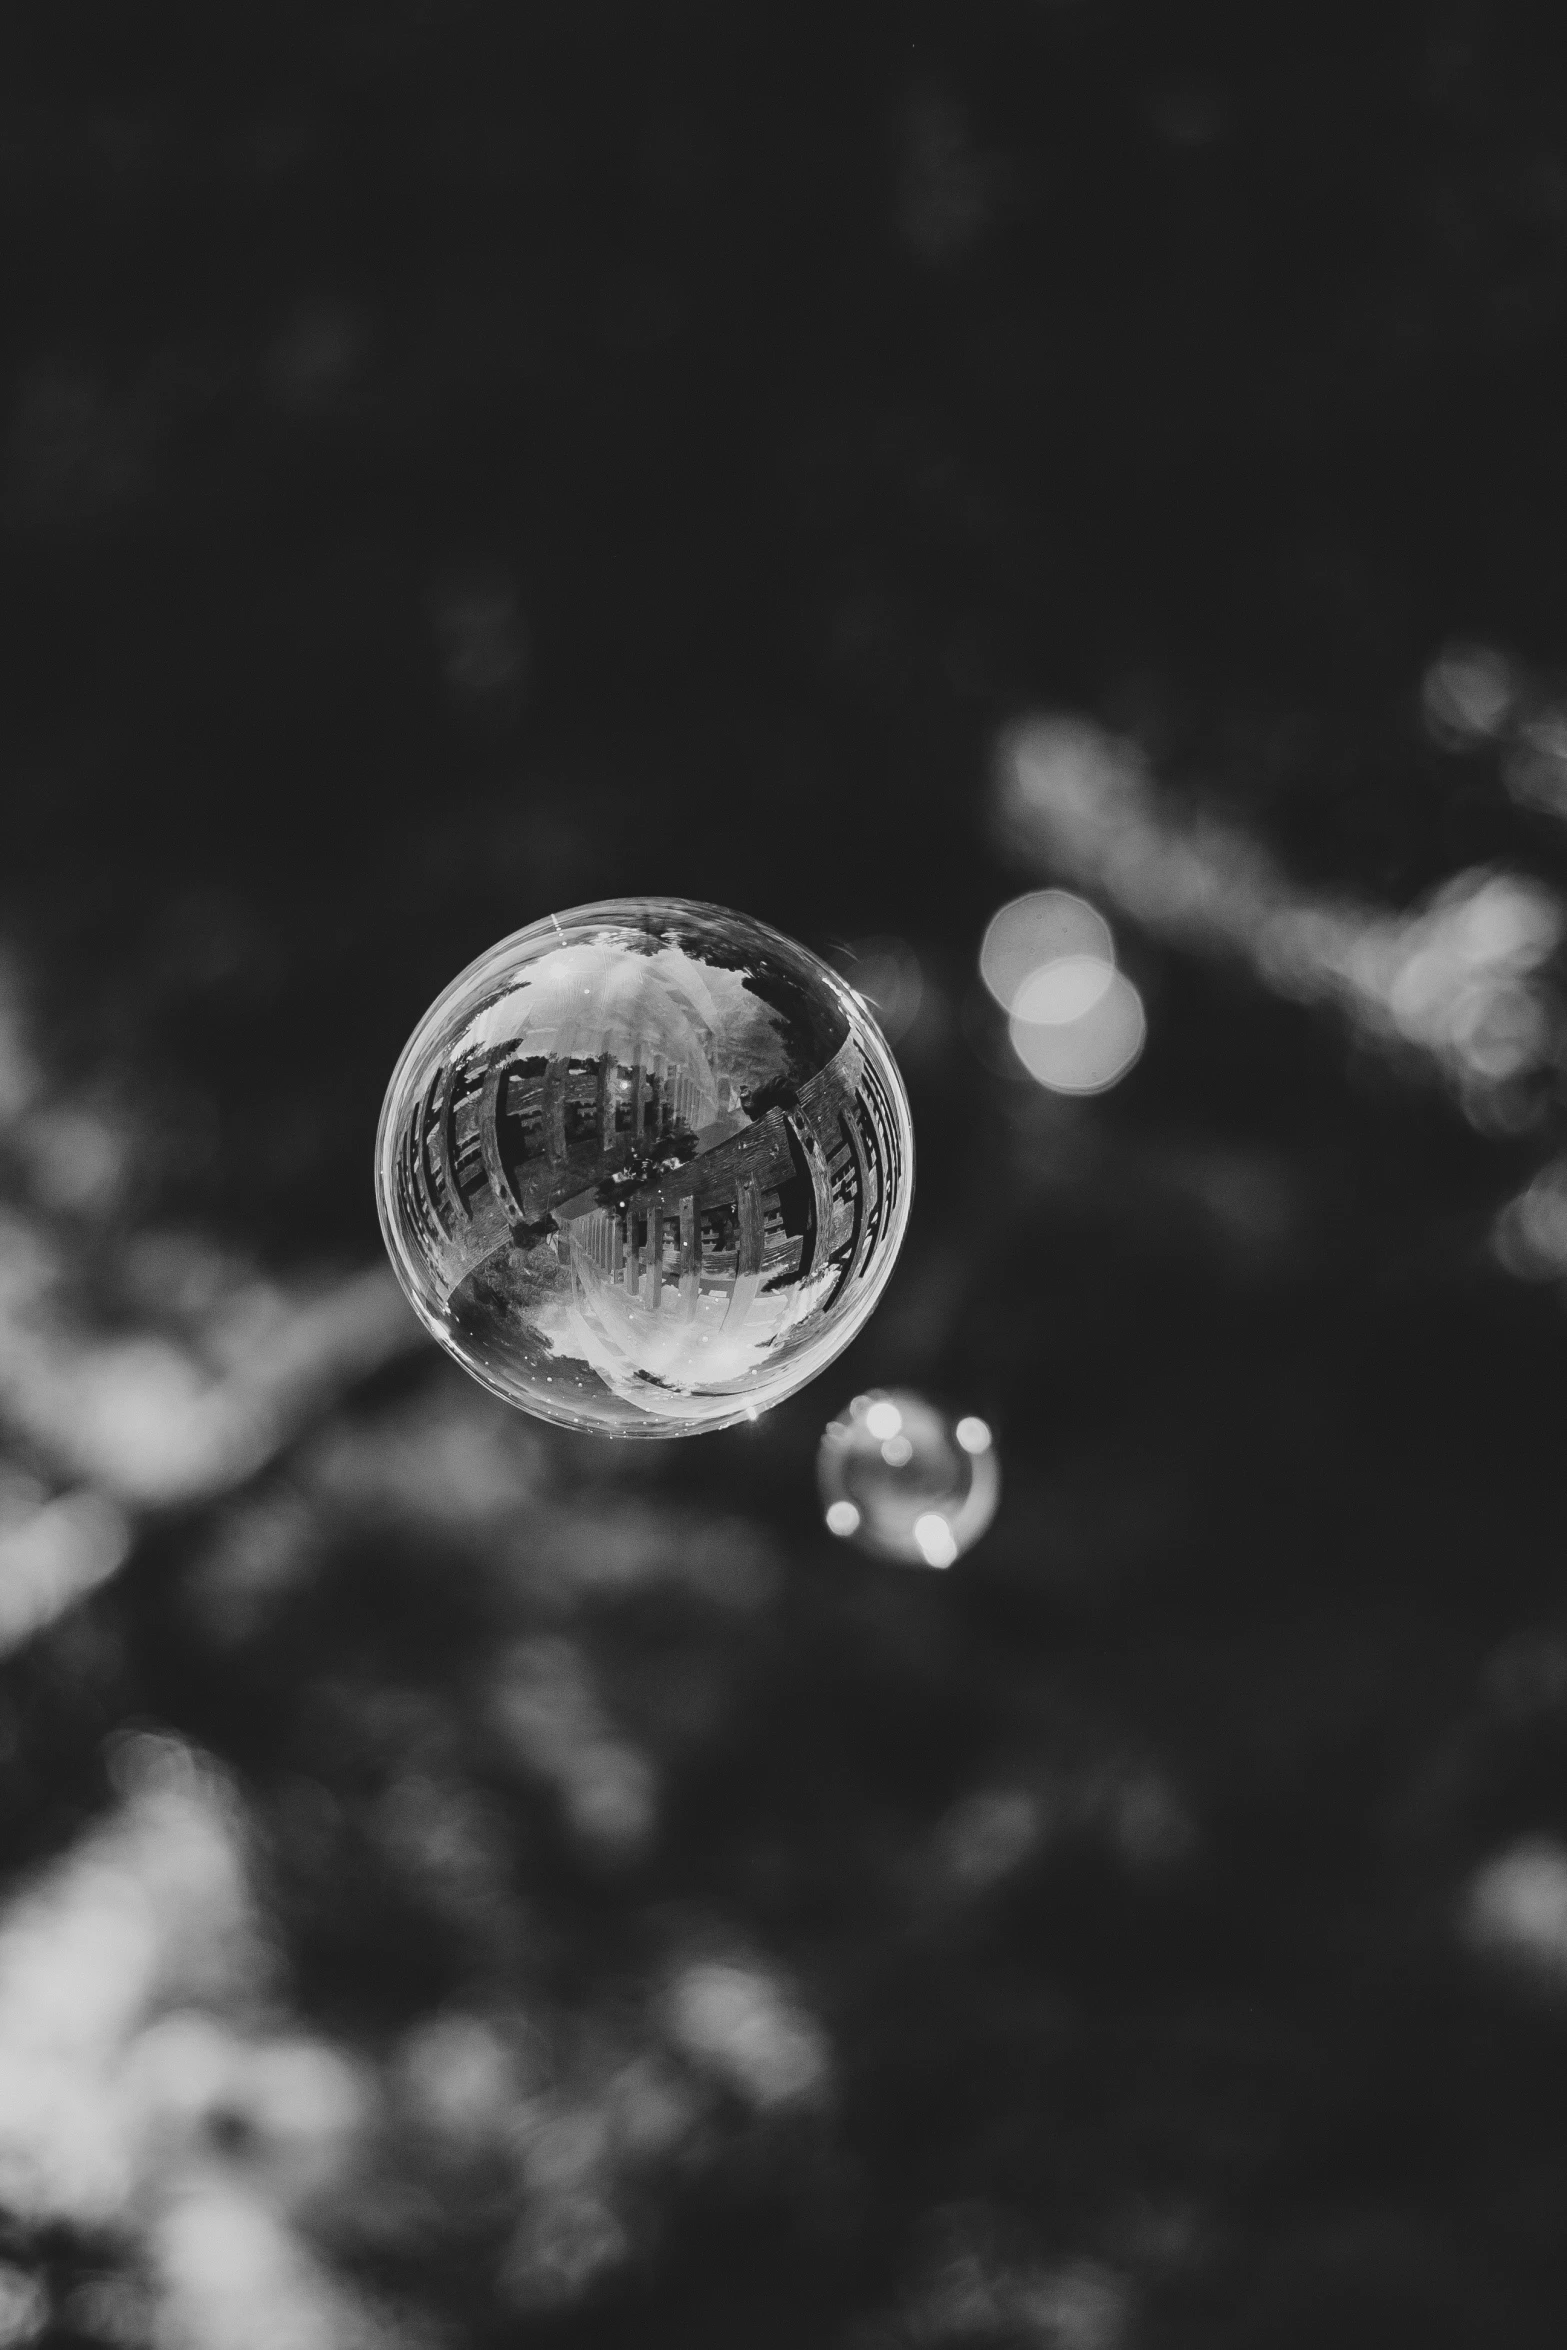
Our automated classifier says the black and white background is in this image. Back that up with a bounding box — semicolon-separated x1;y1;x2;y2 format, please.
2;6;1567;2345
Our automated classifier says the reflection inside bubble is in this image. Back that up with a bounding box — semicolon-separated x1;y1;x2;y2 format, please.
817;1390;1000;1566
377;900;914;1436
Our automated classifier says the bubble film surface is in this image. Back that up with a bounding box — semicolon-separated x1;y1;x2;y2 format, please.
817;1391;1000;1566
376;900;914;1436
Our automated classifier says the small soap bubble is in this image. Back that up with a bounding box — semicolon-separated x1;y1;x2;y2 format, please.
377;899;914;1437
817;1390;1000;1566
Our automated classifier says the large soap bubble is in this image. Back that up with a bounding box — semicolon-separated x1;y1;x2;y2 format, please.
817;1391;1000;1566
376;899;914;1436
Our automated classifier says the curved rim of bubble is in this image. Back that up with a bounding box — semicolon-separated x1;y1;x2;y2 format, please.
374;896;917;1438
816;1388;1002;1561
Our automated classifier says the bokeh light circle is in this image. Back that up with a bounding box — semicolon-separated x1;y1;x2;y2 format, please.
1009;966;1146;1094
980;890;1114;1013
1011;954;1116;1026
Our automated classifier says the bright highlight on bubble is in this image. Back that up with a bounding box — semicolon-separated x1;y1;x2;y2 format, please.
817;1390;1001;1568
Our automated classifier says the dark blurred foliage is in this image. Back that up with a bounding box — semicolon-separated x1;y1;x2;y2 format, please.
4;4;1567;2346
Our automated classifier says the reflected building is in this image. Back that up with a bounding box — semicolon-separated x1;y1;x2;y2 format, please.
394;1029;902;1349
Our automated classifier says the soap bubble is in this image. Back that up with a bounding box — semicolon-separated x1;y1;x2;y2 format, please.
376;899;914;1437
817;1391;999;1566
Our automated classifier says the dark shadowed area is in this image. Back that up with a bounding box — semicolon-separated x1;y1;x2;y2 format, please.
4;5;1567;2345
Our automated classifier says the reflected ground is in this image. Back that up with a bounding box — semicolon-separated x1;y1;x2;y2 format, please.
5;7;1567;2347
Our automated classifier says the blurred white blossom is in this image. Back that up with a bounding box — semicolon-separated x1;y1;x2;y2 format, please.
664;1960;829;2109
488;1638;658;1860
1464;1836;1567;1985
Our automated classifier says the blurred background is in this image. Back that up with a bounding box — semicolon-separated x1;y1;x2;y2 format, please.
4;3;1567;2344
